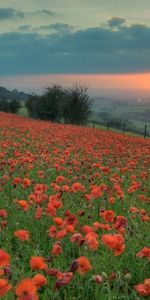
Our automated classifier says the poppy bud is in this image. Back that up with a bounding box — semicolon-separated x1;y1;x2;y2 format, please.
93;275;103;284
70;260;79;272
46;256;53;263
124;272;132;281
4;266;12;279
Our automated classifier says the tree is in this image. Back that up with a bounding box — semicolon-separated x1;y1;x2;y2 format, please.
40;85;64;121
26;85;65;121
25;84;92;124
9;99;21;114
0;98;9;112
63;85;92;124
25;95;40;118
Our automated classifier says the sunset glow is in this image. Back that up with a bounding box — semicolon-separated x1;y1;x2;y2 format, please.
1;73;150;96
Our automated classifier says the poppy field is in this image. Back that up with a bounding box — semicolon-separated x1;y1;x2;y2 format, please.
0;112;149;299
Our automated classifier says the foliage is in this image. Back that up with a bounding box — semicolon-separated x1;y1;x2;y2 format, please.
25;84;92;124
0;98;21;114
9;99;21;114
62;85;92;124
0;98;10;112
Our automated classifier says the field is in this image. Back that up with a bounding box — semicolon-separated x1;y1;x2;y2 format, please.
0;112;149;300
92;98;150;134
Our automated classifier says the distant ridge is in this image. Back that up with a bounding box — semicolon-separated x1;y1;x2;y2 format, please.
0;86;30;101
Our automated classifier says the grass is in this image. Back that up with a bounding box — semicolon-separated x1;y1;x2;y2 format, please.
17;107;29;117
0;112;149;299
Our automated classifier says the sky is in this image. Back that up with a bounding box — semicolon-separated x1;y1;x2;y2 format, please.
0;0;150;97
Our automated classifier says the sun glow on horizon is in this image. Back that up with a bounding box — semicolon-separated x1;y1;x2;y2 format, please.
1;73;150;97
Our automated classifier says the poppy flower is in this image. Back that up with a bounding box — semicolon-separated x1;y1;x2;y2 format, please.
30;257;48;271
46;268;62;279
0;249;10;267
0;279;12;297
101;234;125;256
13;177;22;185
17;200;29;211
0;210;7;218
46;203;56;217
22;178;31;188
134;278;150;296
85;232;99;251
56;228;67;239
55;272;73;290
51;242;62;256
32;274;47;289
15;278;39;300
14;230;30;241
35;207;42;220
136;247;150;261
71;182;85;192
76;256;92;275
48;226;57;238
53;217;64;227
100;210;115;223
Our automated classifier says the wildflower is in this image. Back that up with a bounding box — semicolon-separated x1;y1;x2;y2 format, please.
35;207;42;220
48;226;57;238
32;274;47;289
14;230;30;241
0;279;12;297
134;278;150;296
76;256;92;275
100;210;115;223
17;200;29;211
0;249;10;267
136;247;150;261
15;278;39;300
101;234;125;256
0;210;7;218
53;217;64;227
23;178;31;188
51;242;62;256
30;257;48;271
92;274;103;284
55;272;73;290
85;232;99;251
46;268;62;279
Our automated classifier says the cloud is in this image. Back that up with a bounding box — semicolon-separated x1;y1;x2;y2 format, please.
18;23;72;34
18;25;32;31
0;7;25;20
107;17;126;28
0;7;59;21
36;23;74;32
29;10;59;17
0;20;150;75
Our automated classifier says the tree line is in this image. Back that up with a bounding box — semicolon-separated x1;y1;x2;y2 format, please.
0;98;21;114
25;85;92;124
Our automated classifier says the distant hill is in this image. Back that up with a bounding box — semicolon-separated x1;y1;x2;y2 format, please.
0;86;30;101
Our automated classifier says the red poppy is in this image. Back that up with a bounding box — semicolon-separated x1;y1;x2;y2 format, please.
14;230;30;241
32;274;47;289
136;247;150;261
101;234;125;256
30;257;48;271
135;278;150;296
0;249;10;267
76;256;92;275
51;242;62;256
0;279;12;297
15;278;39;300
